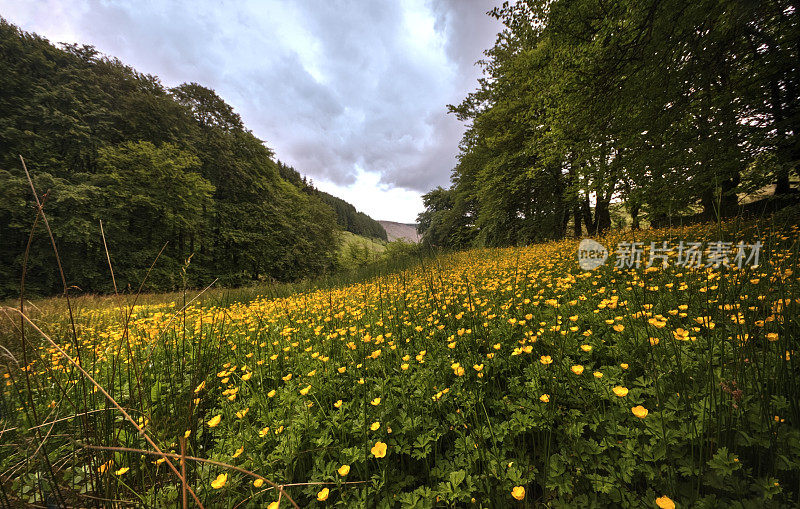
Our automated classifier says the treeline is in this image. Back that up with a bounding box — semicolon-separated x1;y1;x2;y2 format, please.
419;0;800;248
0;19;377;298
276;161;387;240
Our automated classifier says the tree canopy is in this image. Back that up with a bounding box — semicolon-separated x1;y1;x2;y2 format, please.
0;18;382;298
419;0;800;247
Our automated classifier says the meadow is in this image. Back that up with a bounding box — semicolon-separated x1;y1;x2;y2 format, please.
1;218;799;508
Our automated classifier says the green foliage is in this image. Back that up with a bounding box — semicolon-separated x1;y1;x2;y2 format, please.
276;161;387;241
421;0;800;248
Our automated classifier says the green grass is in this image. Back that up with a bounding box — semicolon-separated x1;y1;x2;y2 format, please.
1;218;799;507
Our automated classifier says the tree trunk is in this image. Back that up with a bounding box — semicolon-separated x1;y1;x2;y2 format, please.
573;204;582;236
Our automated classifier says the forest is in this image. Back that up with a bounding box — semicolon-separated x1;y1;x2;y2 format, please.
418;0;800;248
0;18;386;299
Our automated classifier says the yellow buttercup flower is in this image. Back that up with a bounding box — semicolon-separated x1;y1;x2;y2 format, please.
613;386;629;397
207;414;221;427
371;441;387;458
655;495;675;509
114;467;129;475
211;473;227;489
232;445;244;458
632;405;648;418
334;399;343;408
267;389;276;398
253;479;264;488
571;365;584;375
511;485;525;500
580;344;592;352
371;397;381;406
370;421;380;431
268;502;279;509
338;464;350;476
317;487;329;501
540;394;550;403
300;385;311;396
540;355;553;365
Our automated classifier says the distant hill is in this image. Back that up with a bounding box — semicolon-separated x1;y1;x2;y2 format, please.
276;161;387;241
378;221;420;243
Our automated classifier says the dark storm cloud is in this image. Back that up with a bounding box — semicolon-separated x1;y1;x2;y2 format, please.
0;0;501;194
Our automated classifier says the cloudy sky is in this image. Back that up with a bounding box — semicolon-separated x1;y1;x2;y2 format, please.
1;0;502;223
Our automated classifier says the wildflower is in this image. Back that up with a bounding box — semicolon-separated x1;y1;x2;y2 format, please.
454;366;465;376
540;355;553;365
207;414;222;427
631;405;648;418
253;479;264;488
267;389;276;398
401;363;409;370
371;441;387;458
540;394;550;403
317;487;329;501
241;372;252;381
370;421;380;431
766;333;779;341
282;373;292;381
571;365;584;375
194;380;206;393
613;386;629;397
211;473;227;489
268;502;279;509
259;427;270;437
593;371;603;378
338;366;346;373
649;337;660;346
232;445;244;458
114;467;129;476
613;324;625;332
655;495;675;509
580;344;592;352
300;385;311;396
511;485;525;500
620;363;629;369
334;399;343;408
236;407;249;419
371;397;381;406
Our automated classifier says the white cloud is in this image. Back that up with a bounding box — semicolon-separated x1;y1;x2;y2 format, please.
0;0;502;222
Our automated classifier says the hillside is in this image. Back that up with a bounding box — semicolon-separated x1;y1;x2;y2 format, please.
4;217;799;507
378;220;420;243
0;19;382;297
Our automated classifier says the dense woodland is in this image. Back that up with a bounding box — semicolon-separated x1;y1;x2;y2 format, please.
419;0;800;247
0;19;385;299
